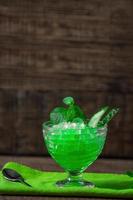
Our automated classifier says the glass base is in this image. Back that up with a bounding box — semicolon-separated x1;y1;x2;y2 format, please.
56;173;95;187
56;179;95;187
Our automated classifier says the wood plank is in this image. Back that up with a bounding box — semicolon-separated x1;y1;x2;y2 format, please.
0;44;133;92
0;71;132;93
110;0;133;44
0;0;132;93
0;196;120;200
0;196;126;200
0;156;132;174
0;43;133;77
0;42;133;92
0;89;133;157
0;90;17;154
0;0;132;44
0;72;132;93
0;0;133;158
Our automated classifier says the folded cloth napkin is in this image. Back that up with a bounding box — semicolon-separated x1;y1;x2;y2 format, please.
0;162;133;198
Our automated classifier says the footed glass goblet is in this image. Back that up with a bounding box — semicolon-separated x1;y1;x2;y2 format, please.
42;121;107;187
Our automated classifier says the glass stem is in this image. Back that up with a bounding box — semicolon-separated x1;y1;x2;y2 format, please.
56;171;95;187
68;172;83;182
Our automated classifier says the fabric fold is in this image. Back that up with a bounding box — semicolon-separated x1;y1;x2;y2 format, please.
0;162;133;198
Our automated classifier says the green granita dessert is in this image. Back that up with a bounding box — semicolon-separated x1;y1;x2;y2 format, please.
43;96;119;187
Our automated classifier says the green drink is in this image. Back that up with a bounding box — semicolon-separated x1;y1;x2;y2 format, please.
42;96;118;187
43;122;107;187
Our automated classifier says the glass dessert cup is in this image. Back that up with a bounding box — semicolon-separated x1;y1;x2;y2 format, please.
43;121;107;187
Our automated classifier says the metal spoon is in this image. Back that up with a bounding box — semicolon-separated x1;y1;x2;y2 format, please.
2;168;32;187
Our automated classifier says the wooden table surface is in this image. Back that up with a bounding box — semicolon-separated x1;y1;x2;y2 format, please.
0;156;133;200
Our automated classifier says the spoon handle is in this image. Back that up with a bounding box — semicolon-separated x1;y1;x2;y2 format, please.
20;179;32;187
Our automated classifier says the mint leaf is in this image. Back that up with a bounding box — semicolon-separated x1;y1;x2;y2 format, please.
65;101;86;122
50;107;67;124
72;117;84;123
49;97;86;124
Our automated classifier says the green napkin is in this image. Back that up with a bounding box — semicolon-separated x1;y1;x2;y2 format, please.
0;162;133;198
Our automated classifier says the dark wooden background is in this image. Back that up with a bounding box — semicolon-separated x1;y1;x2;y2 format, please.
0;0;133;158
